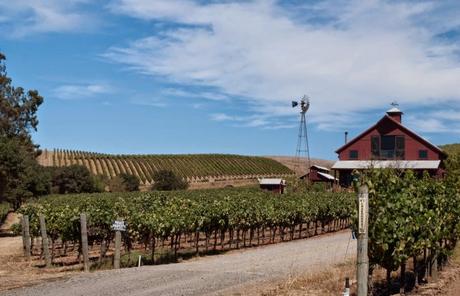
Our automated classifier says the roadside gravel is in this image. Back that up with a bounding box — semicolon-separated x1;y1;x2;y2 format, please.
1;230;355;296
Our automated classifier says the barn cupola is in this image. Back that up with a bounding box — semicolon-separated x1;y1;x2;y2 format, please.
386;107;403;123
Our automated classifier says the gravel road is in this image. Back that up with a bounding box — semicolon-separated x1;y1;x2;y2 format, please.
1;230;355;296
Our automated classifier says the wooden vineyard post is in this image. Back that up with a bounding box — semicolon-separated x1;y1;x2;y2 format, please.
80;213;90;272
114;230;121;269
22;215;31;259
431;252;438;281
357;185;369;296
112;218;126;269
39;214;52;268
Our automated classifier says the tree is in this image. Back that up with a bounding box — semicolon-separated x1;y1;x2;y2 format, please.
52;165;98;194
109;173;140;192
0;53;45;208
151;170;188;191
0;136;51;209
0;53;43;149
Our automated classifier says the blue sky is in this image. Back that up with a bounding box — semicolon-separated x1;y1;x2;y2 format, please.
1;0;459;160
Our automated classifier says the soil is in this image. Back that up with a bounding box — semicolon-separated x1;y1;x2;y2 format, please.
0;213;75;292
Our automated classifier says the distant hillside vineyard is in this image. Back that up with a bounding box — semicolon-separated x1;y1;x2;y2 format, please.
440;143;460;155
37;149;294;189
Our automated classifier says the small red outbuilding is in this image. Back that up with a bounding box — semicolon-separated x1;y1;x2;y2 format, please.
258;178;286;194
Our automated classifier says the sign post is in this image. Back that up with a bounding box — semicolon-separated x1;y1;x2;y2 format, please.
112;219;126;269
357;185;369;296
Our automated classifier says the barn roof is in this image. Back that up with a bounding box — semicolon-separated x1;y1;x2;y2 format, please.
258;178;285;185
310;165;330;172
332;160;441;170
387;107;403;113
317;171;338;181
335;114;447;157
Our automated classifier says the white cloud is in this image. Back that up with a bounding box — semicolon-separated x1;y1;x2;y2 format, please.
53;83;111;100
0;0;95;37
162;88;229;101
105;0;460;130
210;112;293;129
406;110;460;134
210;113;237;122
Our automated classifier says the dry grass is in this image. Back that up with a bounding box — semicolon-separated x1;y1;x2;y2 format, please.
266;156;335;176
0;236;77;292
256;244;460;296
258;260;357;296
0;213;76;292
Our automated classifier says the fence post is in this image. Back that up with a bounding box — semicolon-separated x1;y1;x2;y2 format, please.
22;215;31;260
80;213;90;272
39;214;52;268
357;185;369;296
431;251;438;281
114;229;121;269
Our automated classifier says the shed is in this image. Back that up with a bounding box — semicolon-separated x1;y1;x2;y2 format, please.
258;178;286;194
301;165;338;185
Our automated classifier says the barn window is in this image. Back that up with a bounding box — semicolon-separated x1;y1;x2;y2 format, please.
371;136;380;158
349;150;358;159
379;135;405;159
395;136;405;159
419;150;428;159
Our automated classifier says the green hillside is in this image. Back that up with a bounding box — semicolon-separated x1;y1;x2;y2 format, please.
440;143;460;155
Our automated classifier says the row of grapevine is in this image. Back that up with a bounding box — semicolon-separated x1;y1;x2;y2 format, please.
355;167;460;293
38;149;294;185
19;188;353;265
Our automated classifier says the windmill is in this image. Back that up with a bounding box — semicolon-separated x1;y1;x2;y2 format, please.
292;95;311;176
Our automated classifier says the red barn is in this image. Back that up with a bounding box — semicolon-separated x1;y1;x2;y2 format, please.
332;107;447;187
303;165;337;185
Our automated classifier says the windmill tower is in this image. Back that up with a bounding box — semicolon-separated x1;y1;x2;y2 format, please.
292;95;311;176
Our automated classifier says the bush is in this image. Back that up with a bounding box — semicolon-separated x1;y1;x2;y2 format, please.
52;165;98;194
93;174;109;193
121;173;140;191
0;202;10;225
109;173;140;192
151;170;188;191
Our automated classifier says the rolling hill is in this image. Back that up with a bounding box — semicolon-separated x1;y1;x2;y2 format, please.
37;149;295;189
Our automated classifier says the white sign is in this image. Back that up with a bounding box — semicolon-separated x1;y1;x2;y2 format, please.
358;194;367;234
112;220;126;232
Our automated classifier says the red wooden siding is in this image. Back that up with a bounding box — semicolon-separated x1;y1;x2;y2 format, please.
337;116;445;161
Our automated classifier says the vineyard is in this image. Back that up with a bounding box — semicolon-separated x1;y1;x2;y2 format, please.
18;188;353;267
37;149;294;188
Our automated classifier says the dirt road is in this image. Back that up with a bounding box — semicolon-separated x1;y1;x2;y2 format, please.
1;230;355;296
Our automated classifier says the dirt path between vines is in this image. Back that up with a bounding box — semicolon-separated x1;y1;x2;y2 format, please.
1;230;355;296
0;213;75;291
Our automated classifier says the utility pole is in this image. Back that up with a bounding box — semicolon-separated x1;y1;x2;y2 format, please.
357;185;369;296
